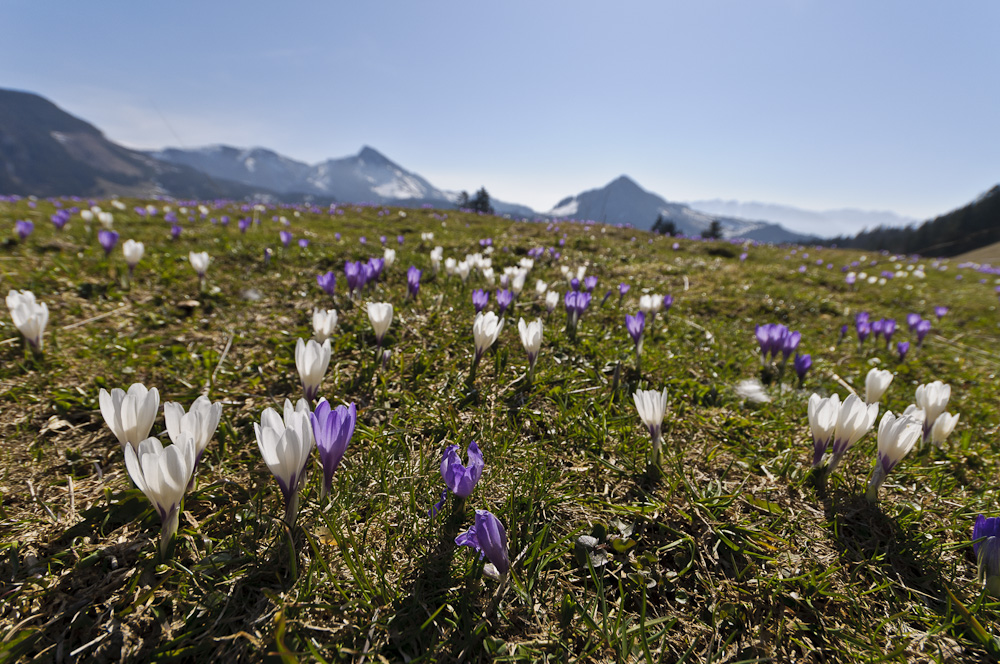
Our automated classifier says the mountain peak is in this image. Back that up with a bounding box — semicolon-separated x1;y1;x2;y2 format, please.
607;174;641;190
357;146;392;166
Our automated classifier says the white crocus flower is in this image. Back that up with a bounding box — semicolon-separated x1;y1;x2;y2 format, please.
312;308;339;343
510;268;528;296
383;247;396;267
457;260;472;282
100;383;160;451
639;294;663;327
80;209;94;223
367;302;394;346
255;399;313;523
545;290;560;314
295;338;332;401
915;381;951;441
164;395;223;465
98;211;114;228
827;394;879;473
6;289;49;350
633;387;669;465
470;311;504;381
189;251;210;290
482;267;495;285
866;411;923;501
535;279;548;295
517;318;543;381
864;368;893;405
444;257;458;276
808;393;840;468
125;435;196;557
930;412;960;447
123;239;144;272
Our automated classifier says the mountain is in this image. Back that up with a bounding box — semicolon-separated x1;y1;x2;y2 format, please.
687;199;917;237
0;88;281;200
825;185;1000;257
547;176;812;243
151;144;535;216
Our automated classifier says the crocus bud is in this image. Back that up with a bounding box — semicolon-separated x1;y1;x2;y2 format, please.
864;368;893;405
456;509;510;578
295;338;332;401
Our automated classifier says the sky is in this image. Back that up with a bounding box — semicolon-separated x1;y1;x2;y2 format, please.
3;1;998;226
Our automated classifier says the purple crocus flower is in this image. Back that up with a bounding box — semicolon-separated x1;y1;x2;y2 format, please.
397;235;404;245
359;236;367;245
279;230;293;247
564;291;592;331
15;220;33;241
344;261;364;295
440;441;484;499
906;313;921;330
263;247;273;265
934;306;948;320
755;323;788;362
626;311;645;354
856;321;871;346
793;353;811;382
380;235;387;245
456;509;510;577
871;319;885;340
618;282;630;304
882;318;897;344
335;232;342;241
171;224;183;240
897;341;910;361
600;289;613;306
915;319;932;346
973;515;1000;593
239;218;251;234
368;257;385;282
838;324;848;345
583;276;598;293
310;400;356;499
570;278;581;292
496;289;514;316
472;289;489;313
317;271;336;296
662;294;674;312
298;238;309;249
780;330;801;362
51;212;70;230
98;229;119;256
856;311;870;325
740;252;748;262
407;265;422;299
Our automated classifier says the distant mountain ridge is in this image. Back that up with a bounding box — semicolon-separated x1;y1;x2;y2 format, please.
546;175;814;243
687;199;917;237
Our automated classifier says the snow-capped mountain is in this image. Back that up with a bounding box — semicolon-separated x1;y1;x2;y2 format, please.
151;144;534;214
547;176;812;243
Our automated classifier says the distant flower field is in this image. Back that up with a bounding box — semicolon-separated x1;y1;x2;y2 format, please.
1;195;999;662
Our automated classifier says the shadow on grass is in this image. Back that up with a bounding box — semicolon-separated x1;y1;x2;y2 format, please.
383;514;487;662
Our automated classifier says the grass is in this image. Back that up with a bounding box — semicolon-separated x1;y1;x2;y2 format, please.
0;197;999;662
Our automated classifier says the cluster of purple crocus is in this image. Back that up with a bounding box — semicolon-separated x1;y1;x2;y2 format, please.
755;323;809;382
432;441;509;578
344;257;385;296
50;210;71;230
15;220;34;241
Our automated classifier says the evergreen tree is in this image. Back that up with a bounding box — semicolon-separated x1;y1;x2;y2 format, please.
470;187;494;215
701;220;723;240
652;214;677;236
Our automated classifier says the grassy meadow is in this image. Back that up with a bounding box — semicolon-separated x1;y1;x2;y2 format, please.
1;197;999;663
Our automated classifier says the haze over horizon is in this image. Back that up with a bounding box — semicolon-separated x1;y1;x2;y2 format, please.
3;1;998;228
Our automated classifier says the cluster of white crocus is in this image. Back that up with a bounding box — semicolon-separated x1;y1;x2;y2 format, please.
517;318;543;381
295;338;332;401
367;302;394;347
864;368;893;405
915;381;958;446
808;393;878;473
6;289;49;351
102;383;222;556
508;267;529;296
560;265;587;283
312;308;338;343
633;388;668;466
421;231;434;241
430;246;443;274
255;399;314;523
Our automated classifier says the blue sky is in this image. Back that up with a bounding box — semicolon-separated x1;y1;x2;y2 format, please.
4;1;998;222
